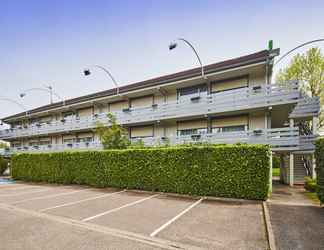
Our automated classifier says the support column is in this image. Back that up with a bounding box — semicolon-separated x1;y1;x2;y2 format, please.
312;154;317;179
313;116;318;135
289;153;294;186
269;151;273;193
312;116;318;179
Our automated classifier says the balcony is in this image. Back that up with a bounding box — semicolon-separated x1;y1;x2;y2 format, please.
0;81;301;140
1;127;316;156
131;127;313;152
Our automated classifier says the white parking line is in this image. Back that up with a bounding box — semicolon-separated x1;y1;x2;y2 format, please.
82;194;159;222
150;198;204;237
13;189;91;204
0;188;49;197
0;186;39;192
40;190;126;212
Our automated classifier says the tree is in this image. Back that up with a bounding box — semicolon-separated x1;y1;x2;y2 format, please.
276;47;324;128
95;113;130;149
0;141;8;149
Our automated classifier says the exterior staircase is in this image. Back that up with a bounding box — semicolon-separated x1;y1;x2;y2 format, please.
294;155;308;184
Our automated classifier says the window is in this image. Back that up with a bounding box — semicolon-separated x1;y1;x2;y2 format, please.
211;76;248;93
39;140;51;146
12;142;22;148
63;138;77;144
77;137;93;143
213;125;245;133
212;116;248;133
62;111;76;119
178;84;207;97
179;128;207;136
29;141;39;147
130;126;154;138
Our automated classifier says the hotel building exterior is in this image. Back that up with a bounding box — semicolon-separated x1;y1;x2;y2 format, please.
0;49;320;186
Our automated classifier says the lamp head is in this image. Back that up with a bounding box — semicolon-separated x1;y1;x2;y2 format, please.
83;69;91;76
169;42;177;50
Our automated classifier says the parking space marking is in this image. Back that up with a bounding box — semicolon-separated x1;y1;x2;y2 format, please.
0;185;39;192
0;188;50;197
13;189;91;205
40;190;126;212
150;198;203;237
82;194;159;222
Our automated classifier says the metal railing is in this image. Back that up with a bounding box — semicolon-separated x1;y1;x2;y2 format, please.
0;81;301;140
2;127;317;155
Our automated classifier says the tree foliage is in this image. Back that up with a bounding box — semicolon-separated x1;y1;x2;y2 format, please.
0;141;8;149
276;47;324;128
95;113;130;149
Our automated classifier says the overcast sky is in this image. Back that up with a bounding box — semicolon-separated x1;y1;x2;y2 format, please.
1;0;324;120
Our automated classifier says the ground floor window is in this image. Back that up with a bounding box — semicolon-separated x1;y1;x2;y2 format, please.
28;141;39;147
63;138;77;144
11;142;22;148
213;125;246;133
178;128;207;136
39;140;51;146
77;137;93;143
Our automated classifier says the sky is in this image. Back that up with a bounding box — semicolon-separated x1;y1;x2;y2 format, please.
1;0;324;120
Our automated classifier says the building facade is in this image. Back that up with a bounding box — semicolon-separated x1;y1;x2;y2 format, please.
0;49;320;186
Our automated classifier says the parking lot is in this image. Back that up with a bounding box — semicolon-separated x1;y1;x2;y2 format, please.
0;182;269;249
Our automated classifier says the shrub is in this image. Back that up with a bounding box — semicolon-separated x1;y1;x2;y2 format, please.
95;113;130;149
0;157;8;175
304;176;318;192
272;155;281;168
315;138;324;204
11;145;271;200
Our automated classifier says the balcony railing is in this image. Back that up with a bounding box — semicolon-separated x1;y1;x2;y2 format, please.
1;127;316;156
131;127;304;151
0;81;300;140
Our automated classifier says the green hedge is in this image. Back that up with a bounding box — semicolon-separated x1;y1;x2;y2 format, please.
315;138;324;204
11;145;271;200
304;176;318;193
0;157;8;175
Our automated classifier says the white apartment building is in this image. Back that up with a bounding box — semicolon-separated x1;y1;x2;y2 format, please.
0;49;320;186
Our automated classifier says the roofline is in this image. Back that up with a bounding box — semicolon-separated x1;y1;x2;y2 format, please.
2;48;279;122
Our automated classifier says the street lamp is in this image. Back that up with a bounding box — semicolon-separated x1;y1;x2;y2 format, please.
0;96;28;116
169;38;207;80
19;86;65;105
83;65;120;95
274;38;324;66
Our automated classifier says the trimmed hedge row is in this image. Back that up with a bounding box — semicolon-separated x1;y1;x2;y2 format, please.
12;145;271;200
0;157;8;175
315;138;324;204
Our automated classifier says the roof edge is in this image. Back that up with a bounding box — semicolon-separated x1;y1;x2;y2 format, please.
2;48;279;122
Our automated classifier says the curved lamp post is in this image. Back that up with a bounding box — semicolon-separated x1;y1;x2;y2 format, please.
0;97;28;116
274;38;324;66
19;86;65;105
83;65;120;95
169;38;207;80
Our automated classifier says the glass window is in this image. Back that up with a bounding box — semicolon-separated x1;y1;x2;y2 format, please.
63;138;76;144
178;84;207;97
213;125;245;133
78;137;93;143
29;141;39;147
179;128;207;136
62;111;76;119
39;141;51;146
12;142;22;148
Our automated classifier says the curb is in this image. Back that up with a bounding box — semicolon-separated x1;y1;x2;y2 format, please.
262;201;276;250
